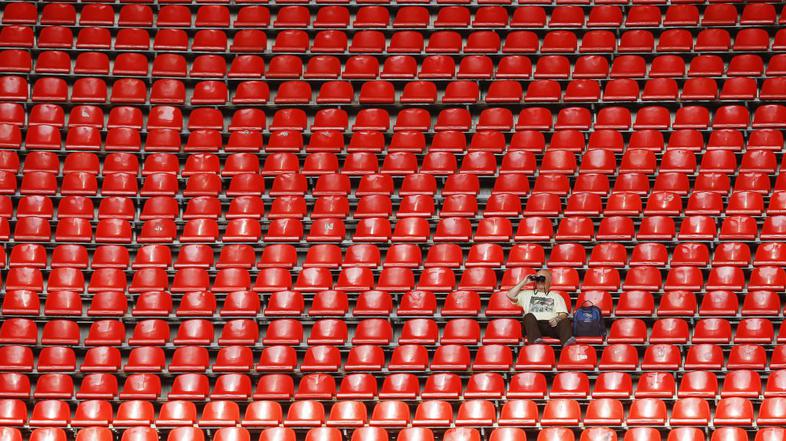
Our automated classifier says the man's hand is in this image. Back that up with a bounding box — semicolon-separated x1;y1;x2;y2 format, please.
549;313;568;327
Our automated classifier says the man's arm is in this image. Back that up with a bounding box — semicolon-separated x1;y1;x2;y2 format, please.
506;278;530;303
548;296;570;326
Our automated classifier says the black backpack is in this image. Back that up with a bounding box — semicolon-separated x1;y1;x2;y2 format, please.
572;301;606;337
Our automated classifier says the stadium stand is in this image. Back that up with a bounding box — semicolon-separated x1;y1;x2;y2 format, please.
1;1;786;441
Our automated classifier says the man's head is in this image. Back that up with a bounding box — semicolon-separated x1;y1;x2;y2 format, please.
532;269;552;293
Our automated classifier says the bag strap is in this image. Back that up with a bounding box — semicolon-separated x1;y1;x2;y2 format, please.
580;300;595;307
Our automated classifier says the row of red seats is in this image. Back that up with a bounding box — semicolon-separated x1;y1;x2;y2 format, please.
5;169;785;199
5;214;786;244
14;190;786;221
10;131;763;155
4;195;786;230
3;25;786;53
3;287;779;319
2;103;783;133
7;190;786;223
1;150;769;177
0;316;533;346
8;202;786;239
6;126;784;154
5;76;786;105
0;236;772;280
502;191;786;216
4;240;785;272
2;125;782;156
7;51;786;82
3;149;786;177
0;0;774;5
6;149;782;177
3;396;786;428
5;369;786;401
3;167;785;198
1;341;785;372
5;3;785;29
4;129;785;161
7;426;786;441
2;253;786;289
0;254;781;289
3;316;785;347
0;0;770;5
2;154;783;187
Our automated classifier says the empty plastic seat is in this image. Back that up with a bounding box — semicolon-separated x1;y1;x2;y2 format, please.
632;373;675;401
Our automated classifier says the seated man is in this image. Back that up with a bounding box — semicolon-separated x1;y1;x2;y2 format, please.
506;269;576;346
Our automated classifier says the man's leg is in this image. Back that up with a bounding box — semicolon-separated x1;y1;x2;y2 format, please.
540;318;575;345
523;313;542;343
557;318;574;345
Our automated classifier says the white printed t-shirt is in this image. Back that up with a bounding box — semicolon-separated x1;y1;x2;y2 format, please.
515;290;568;321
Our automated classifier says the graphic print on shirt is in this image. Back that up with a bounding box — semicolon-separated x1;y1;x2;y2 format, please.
528;296;555;315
